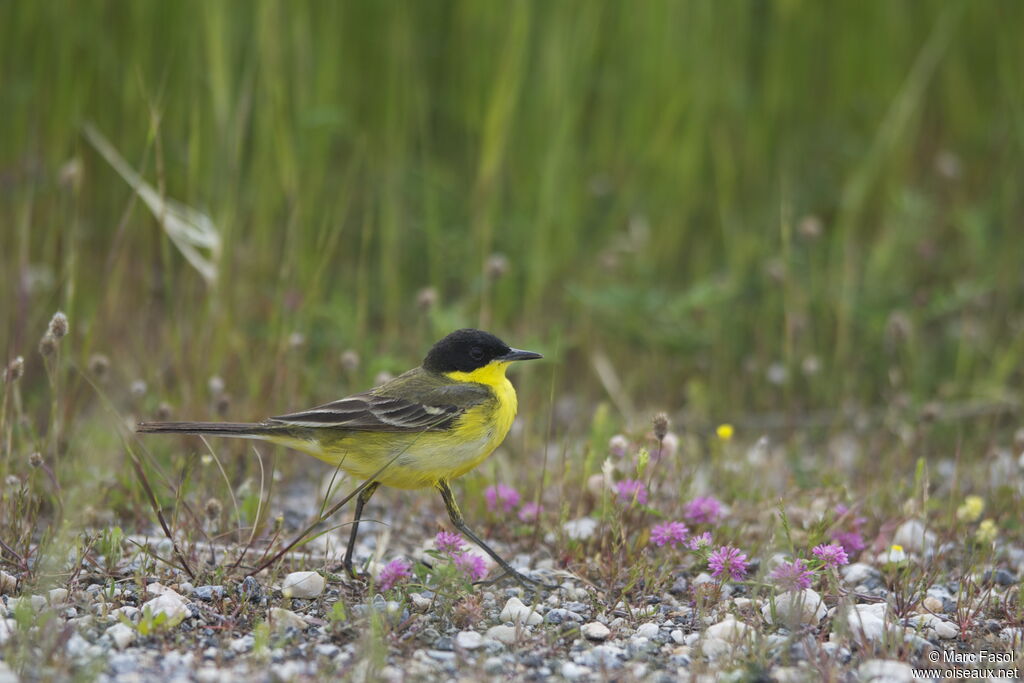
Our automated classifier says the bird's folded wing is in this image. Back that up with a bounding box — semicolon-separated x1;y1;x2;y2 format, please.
268;383;490;432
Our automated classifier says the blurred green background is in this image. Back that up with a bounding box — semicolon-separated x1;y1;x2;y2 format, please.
3;0;1023;430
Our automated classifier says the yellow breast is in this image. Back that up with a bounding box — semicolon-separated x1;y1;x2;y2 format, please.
443;361;518;478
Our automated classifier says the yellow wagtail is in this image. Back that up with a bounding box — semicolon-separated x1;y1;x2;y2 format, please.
137;329;543;586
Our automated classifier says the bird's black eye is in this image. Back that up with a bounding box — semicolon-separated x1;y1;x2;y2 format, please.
470;346;484;361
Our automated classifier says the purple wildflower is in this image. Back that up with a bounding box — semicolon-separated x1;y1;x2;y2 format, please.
830;530;866;555
650;521;689;548
484;484;520;513
517;502;542;522
614;479;648;506
811;543;849;569
769;559;815;592
687;532;713;550
683;496;724;525
454;553;488;582
435;531;466;556
378;558;413;591
707;545;748;582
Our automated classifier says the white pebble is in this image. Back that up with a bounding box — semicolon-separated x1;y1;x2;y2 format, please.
582;621;611;641
892;519;937;553
561;662;591;680
858;659;913;682
485;624;518;645
139;592;189;627
268;607;307;632
48;588;69;605
762;589;827;626
106;622;136;650
455;630;483;649
635;622;659;639
281;571;326;599
670;629;684;644
499;597;542;626
0;571;17;594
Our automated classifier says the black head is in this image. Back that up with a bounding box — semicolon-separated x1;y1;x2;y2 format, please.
422;329;542;374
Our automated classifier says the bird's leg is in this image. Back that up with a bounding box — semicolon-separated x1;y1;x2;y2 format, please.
342;481;380;578
436;480;553;590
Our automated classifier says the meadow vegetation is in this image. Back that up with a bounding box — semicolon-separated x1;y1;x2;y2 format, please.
1;1;1023;679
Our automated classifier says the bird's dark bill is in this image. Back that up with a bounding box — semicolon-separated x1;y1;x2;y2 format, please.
498;348;543;362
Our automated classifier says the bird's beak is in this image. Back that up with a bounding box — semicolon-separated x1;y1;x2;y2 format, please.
498;348;543;362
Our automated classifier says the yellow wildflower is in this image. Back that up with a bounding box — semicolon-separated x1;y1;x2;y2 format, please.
975;519;997;544
956;495;984;523
716;424;734;441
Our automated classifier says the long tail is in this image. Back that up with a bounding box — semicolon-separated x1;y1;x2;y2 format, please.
135;421;283;439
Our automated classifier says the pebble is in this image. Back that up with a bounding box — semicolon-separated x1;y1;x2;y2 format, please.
842;562;880;586
545;608;584;624
635;622;660;639
909;613;958;640
485;624;518;645
238;576;264;602
561;662;591;680
140;592;189;627
268;607;307;632
230;635;254;653
858;658;913;682
426;649;455;662
562;517;598;540
48;588;69;604
483;656;505;674
701;618;753;658
921;596;943;613
281;572;326;599
455;630;483;649
193;585;225;602
578;644;625;669
499;597;542;625
763;589;827;626
409;593;432;611
582;621;611;641
106;622;136;650
670;629;684;644
0;571;16;595
837;603;894;643
892;519;936;553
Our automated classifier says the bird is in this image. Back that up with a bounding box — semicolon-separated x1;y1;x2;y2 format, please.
136;328;544;586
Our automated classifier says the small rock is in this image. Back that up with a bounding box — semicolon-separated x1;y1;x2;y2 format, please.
230;635;254;653
426;649;455;662
315;643;340;658
842;563;880;586
483;656;504;674
701;618;753;658
48;588;69;604
858;658;913;682
485;624;518;645
238;576;264;602
582;621;611;641
409;593;432;611
561;662;591;680
921;596;943;613
281;571;326;599
635;622;659;639
579;644;625;669
268;607;307;632
670;629;684;644
140;592;189;627
455;631;483;649
892;519;936;553
0;661;17;683
105;622;136;650
840;603;895;643
192;585;225;602
0;571;16;595
909;613;958;640
563;517;598;540
763;589;827;626
499;597;542;625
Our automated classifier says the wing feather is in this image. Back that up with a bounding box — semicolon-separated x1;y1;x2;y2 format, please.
268;380;490;432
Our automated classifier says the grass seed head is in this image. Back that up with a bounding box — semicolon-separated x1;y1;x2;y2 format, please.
28;452;44;468
204;498;223;521
416;287;438;312
4;356;24;383
156;402;173;421
39;333;58;357
340;350;360;372
485;253;509;280
653;412;669;441
88;353;110;380
48;311;69;338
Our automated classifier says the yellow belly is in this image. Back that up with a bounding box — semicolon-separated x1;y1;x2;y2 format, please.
270;375;518;490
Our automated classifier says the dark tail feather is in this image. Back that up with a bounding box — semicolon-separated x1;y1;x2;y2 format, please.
135;421;281;438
